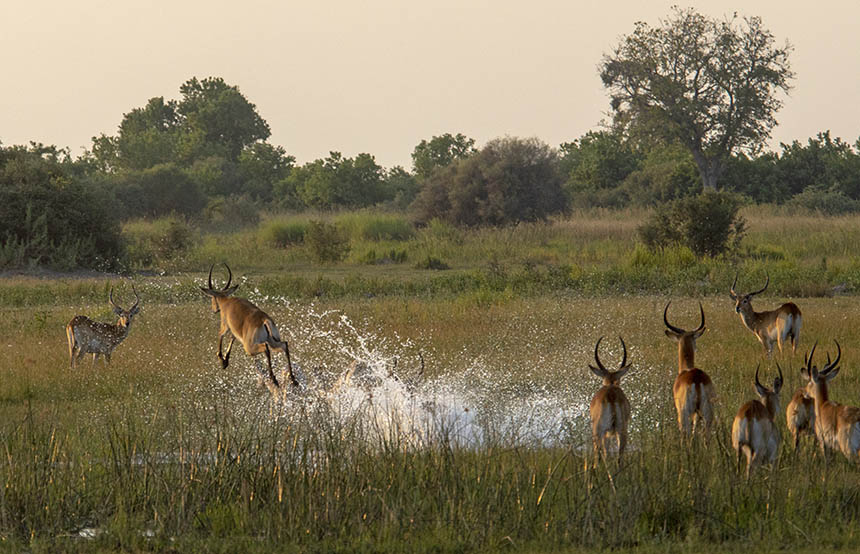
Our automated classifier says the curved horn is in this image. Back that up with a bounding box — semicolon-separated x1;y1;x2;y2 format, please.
109;287;120;309
754;363;764;390
593;336;607;372
695;302;705;333
749;273;770;297
806;341;818;373
207;263;215;290
730;272;739;297
618;336;628;369
823;340;841;374
222;263;233;291
130;283;140;312
663;302;684;334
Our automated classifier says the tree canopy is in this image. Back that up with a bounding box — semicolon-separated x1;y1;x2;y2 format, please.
600;7;793;190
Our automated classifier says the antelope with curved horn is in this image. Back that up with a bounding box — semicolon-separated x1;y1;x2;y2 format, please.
785;355;817;451
66;285;140;368
200;263;299;394
588;336;633;462
730;272;802;357
663;302;716;440
731;363;783;478
805;340;860;460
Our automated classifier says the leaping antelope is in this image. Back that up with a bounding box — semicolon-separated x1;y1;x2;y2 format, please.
588;336;633;462
786;356;817;451
730;272;802;357
66;285;140;368
805;340;860;460
663;302;716;440
731;363;783;478
200;263;299;394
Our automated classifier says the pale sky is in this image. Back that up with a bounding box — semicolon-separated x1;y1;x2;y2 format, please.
2;1;858;169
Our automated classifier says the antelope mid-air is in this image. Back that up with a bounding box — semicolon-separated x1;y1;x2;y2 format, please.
804;340;860;460
730;272;802;357
200;263;299;394
588;336;633;462
66;285;140;368
663;302;716;440
731;363;783;478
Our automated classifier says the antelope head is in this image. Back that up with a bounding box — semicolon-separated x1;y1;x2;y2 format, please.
730;272;769;315
588;336;632;386
200;263;240;312
807;340;842;387
110;284;141;327
755;362;783;416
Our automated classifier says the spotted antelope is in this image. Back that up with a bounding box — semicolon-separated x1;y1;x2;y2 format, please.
66;285;140;368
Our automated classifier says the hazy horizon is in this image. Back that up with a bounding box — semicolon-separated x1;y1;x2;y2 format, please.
2;1;858;169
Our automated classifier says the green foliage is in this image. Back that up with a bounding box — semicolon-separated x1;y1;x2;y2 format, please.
334;212;415;241
638;190;747;257
358;248;408;265
122;216;197;267
258;218;308;248
412;136;565;226
0;143;124;270
787;186;860;215
383;166;420;209
561;130;641;207
601;7;793;189
411;132;476;179
203;195;261;229
236;142;295;201
621;143;701;206
113;163;207;218
286;152;387;210
305;220;350;263
414;255;450;270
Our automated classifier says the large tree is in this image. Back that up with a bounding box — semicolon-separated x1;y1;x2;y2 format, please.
411;133;476;180
600;7;793;190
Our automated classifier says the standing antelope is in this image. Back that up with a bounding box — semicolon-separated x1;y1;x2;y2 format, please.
785;356;817;450
805;341;860;460
663;302;716;440
588;336;633;462
66;285;140;368
200;263;299;394
730;272;802;357
731;363;783;478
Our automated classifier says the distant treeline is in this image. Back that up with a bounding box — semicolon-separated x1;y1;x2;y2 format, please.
1;75;859;270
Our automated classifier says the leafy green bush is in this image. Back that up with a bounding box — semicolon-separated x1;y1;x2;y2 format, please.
258;219;308;248
305;220;350;263
786;186;859;215
203;195;261;228
638;190;746;257
122;216;197;267
0;144;124;270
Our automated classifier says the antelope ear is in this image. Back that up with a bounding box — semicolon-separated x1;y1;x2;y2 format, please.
200;287;216;296
224;285;240;295
615;364;632;380
664;329;678;340
825;366;841;381
130;305;141;316
693;327;706;339
113;305;124;316
754;381;768;398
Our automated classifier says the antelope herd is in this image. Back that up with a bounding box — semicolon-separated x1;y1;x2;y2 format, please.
63;266;860;471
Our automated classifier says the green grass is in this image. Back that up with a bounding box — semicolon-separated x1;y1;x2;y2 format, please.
7;208;860;551
4;291;860;551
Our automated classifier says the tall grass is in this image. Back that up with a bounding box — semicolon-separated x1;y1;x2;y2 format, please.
4;293;860;550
